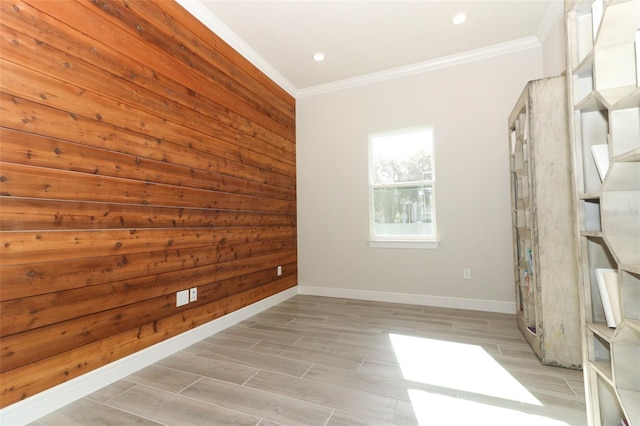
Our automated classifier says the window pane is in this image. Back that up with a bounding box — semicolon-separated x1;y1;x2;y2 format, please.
373;186;434;236
371;129;433;185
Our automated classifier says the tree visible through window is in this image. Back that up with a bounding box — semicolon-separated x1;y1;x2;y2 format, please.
369;128;435;241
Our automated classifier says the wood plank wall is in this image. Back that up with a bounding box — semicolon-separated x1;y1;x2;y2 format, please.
0;0;296;407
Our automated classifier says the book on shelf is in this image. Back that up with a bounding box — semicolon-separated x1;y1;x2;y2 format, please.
590;144;610;182
605;271;622;326
595;268;620;328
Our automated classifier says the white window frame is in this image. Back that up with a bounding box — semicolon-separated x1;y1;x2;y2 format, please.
368;127;439;249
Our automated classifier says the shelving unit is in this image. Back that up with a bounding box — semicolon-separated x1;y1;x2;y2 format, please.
565;0;640;424
508;76;582;369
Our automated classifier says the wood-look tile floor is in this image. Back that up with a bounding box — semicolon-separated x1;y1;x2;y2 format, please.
31;295;587;426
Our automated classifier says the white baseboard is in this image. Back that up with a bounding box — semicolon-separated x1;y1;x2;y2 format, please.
0;287;298;426
297;285;516;314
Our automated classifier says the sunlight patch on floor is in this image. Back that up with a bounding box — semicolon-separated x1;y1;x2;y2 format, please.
408;389;570;426
389;334;541;405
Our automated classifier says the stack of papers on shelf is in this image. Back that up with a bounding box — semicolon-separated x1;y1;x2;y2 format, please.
595;268;621;328
591;144;610;182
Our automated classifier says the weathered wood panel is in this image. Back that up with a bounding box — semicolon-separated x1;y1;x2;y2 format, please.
0;0;296;407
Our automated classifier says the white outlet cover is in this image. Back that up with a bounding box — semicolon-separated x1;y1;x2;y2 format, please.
189;287;197;302
176;290;189;307
277;266;282;276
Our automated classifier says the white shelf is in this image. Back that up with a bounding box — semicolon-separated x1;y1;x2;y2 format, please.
566;0;640;424
610;107;640;156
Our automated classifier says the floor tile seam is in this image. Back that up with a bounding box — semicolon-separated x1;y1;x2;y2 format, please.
452;388;530;409
206;332;261;346
254;319;355;335
528;385;587;400
272;339;390;368
321;408;336;426
293;334;400;358
453;390;586;420
290;335;305;346
232;324;318;342
84;379;137;404
517;384;583;398
415;330;526;345
99;384;179;426
174;374;207;395
412;331;509;348
178;341;215;354
562;377;581;396
334;336;395;351
505;367;585;381
241;368;264;386
211;372;338;418
341;317;430;332
245;339;262;351
142;362;206;387
307;366;417;403
245;367;401;413
247;323;343;341
396;372;580;410
301;362;317;379
232;372;372;423
169;351;267;378
167;379;273;423
497;343;506;356
450;386;585;416
202;346;315;375
245;344;367;370
443;323;523;336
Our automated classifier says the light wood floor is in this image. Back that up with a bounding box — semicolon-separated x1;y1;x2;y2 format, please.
31;295;587;426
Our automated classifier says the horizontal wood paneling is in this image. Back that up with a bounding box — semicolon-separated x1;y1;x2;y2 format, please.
0;0;296;407
0;276;296;407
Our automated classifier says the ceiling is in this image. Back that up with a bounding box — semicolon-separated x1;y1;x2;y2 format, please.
179;0;561;97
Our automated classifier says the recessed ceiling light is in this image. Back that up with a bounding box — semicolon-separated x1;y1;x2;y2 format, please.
312;52;325;62
452;12;468;25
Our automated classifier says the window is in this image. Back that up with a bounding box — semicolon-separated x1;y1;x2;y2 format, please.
369;128;437;248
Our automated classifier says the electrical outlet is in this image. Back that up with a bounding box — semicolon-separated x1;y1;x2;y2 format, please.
176;290;189;307
277;265;282;276
463;268;471;280
189;287;197;302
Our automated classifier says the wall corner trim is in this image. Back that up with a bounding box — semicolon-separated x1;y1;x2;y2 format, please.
0;287;298;426
297;285;516;314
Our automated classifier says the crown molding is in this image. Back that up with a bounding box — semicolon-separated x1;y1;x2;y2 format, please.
177;1;543;100
297;36;542;99
175;0;298;97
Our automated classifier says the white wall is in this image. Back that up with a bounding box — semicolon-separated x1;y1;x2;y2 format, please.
542;2;568;77
296;47;544;312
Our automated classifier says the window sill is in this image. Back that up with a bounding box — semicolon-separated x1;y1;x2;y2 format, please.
368;239;440;249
